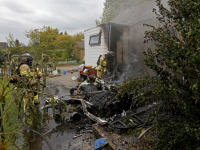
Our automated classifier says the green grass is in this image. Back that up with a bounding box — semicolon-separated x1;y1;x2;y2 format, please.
0;80;23;149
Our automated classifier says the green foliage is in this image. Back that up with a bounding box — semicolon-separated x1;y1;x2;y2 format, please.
0;46;4;56
51;50;63;57
24;26;84;60
6;34;30;54
73;32;84;41
25;26;60;58
57;62;64;66
15;39;20;47
26;26;59;49
78;60;85;64
54;32;84;60
42;54;50;63
5;26;84;63
0;79;22;149
6;33;16;48
53;34;74;60
127;127;143;136
118;0;200;149
0;70;51;149
64;31;68;35
96;0;150;25
61;52;70;60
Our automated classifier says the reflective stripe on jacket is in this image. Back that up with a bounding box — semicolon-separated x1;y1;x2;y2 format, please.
97;65;106;72
20;64;37;84
100;55;107;67
98;55;107;73
36;68;42;76
20;64;33;77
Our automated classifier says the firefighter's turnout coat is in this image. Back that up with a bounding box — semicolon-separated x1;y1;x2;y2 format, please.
97;55;107;78
20;64;42;109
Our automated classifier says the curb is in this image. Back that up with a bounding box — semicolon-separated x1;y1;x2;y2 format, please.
92;124;117;150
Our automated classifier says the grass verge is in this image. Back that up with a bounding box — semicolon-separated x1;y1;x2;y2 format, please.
0;79;23;149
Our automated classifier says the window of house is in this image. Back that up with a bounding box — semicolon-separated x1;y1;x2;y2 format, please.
89;34;101;45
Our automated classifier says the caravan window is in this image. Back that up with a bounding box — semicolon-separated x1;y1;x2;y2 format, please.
89;34;101;45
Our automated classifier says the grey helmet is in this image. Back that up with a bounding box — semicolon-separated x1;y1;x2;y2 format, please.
106;51;114;60
21;53;34;66
21;53;33;58
107;51;114;56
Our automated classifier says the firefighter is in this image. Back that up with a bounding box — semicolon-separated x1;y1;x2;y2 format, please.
97;51;114;79
19;53;42;126
10;54;19;76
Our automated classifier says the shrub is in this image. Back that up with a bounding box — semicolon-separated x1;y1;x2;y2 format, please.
57;62;63;66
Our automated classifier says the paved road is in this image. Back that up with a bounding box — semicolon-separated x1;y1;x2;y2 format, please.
47;65;80;89
32;65;95;150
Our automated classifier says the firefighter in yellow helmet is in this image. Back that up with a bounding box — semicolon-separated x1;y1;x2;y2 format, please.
19;53;42;126
97;51;114;79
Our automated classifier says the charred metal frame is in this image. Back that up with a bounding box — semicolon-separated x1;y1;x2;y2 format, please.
42;96;108;125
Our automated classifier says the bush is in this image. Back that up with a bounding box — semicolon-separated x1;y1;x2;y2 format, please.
118;0;200;149
57;60;78;66
57;62;64;66
78;60;85;64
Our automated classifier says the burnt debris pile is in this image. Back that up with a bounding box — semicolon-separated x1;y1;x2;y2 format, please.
42;78;159;132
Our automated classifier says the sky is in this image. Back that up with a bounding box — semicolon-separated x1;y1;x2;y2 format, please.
0;0;105;45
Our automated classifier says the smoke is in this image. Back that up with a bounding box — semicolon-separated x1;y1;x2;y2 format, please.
105;0;167;83
110;23;156;84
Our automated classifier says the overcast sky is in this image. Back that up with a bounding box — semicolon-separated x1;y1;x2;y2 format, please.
0;0;105;45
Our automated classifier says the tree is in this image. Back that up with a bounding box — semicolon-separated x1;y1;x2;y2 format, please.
118;0;200;149
15;39;20;47
54;34;74;50
64;31;68;35
73;32;84;41
25;26;59;58
6;34;30;54
6;33;16;48
54;34;74;60
6;34;21;54
25;26;59;49
73;32;84;59
53;32;84;60
96;0;150;25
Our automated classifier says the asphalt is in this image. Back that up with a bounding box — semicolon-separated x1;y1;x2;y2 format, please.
38;65;96;150
47;65;80;88
29;65;140;150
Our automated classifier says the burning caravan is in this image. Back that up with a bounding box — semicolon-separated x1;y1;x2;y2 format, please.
84;0;169;78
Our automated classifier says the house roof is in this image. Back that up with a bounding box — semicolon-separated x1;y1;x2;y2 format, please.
109;0;170;26
77;40;84;49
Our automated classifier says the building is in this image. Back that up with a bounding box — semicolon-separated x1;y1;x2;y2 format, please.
84;0;169;77
84;23;109;67
76;39;85;61
0;42;8;50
